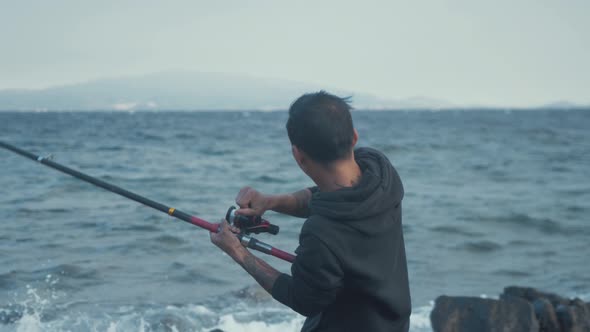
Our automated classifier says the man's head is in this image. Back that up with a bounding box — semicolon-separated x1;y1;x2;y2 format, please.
286;91;358;172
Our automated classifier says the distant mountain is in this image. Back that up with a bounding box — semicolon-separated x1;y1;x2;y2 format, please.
538;100;588;110
0;71;452;111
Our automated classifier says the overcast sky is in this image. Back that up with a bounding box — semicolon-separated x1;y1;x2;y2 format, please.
1;0;588;107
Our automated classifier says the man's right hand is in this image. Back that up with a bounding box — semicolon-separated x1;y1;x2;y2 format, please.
235;186;274;217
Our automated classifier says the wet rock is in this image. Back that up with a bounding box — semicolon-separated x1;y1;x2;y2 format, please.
503;286;569;307
555;300;590;332
433;287;590;332
503;286;590;332
430;295;539;332
532;298;560;332
556;304;574;331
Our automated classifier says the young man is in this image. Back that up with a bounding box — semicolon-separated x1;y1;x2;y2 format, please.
210;91;411;331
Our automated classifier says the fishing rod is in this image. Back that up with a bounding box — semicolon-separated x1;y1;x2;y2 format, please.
0;141;295;263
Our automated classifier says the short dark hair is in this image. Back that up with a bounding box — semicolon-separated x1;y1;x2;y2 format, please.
286;91;355;163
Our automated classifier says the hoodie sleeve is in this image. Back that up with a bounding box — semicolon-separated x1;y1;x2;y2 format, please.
271;230;344;317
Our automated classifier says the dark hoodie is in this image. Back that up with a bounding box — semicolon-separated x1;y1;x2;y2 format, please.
272;147;411;332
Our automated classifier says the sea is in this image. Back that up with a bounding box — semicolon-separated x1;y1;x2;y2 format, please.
0;109;589;332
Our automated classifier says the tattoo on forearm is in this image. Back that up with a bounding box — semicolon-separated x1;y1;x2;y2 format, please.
292;189;311;217
240;252;281;292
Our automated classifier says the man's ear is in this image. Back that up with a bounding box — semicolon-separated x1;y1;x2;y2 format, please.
352;128;359;147
292;145;306;171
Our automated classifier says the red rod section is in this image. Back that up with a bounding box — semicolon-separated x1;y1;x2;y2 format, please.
271;247;296;263
190;216;219;233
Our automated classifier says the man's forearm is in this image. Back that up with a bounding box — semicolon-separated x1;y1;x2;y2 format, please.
233;246;281;293
269;188;312;218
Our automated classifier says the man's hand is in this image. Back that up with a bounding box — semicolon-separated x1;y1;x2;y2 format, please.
210;219;281;293
210;220;245;261
235;186;274;217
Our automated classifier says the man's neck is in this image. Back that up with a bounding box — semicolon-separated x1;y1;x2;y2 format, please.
315;158;362;192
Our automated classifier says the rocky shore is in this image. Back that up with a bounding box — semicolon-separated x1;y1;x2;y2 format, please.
431;286;590;332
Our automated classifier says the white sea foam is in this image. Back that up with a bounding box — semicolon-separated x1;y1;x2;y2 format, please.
188;304;215;316
211;313;305;332
2;278;434;332
3;297;435;332
14;312;42;332
409;303;434;332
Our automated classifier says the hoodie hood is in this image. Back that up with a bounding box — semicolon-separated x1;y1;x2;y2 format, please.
309;147;404;223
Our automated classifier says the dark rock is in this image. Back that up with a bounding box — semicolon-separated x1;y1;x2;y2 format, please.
430;295;539;332
503;286;569;307
555;300;590;332
504;286;590;332
556;304;574;331
209;330;225;332
532;298;560;332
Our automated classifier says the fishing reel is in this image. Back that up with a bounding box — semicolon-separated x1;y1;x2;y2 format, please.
225;206;279;235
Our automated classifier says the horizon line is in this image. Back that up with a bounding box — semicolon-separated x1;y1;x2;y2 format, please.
1;106;589;113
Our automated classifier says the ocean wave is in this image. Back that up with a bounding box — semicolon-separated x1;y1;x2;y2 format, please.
37;264;101;282
0;280;436;332
254;175;288;184
211;313;305;332
1;301;437;332
152;235;186;246
112;224;161;233
465;213;588;236
376;144;406;154
507;239;532;246
0;271;19;290
168;269;223;285
15;238;34;243
526;249;557;257
491;269;533;277
136;133;165;142
15;208;71;216
430;225;484;237
94;146;124;152
198;147;236;156
455;240;503;253
566;205;587;213
174;133;197;140
0;264;105;295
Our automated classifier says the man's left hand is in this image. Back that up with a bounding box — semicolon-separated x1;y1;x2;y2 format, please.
210;220;244;260
211;220;281;293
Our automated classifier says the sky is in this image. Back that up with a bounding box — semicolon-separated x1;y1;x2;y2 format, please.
1;0;589;107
